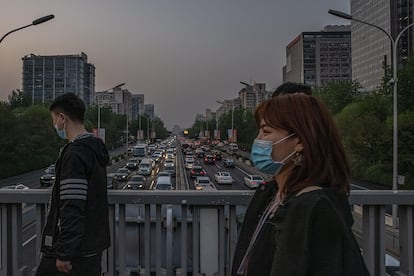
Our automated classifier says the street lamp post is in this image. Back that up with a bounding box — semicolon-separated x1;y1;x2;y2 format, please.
0;15;54;44
329;9;414;227
126;111;129;155
147;116;150;142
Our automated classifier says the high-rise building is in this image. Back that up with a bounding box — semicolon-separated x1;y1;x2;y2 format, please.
351;0;414;91
238;83;267;112
144;104;155;119
95;87;132;120
22;52;95;105
131;94;145;121
283;25;352;87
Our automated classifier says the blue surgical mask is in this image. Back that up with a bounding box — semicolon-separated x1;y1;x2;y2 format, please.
251;133;296;175
55;123;67;139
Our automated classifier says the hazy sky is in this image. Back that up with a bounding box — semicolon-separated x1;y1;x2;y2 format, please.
0;0;350;129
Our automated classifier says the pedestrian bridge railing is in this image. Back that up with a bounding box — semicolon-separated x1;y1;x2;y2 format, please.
0;189;413;276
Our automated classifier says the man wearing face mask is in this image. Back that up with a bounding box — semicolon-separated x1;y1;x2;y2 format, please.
36;93;110;276
231;93;369;275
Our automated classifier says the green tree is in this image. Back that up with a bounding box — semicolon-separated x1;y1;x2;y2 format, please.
397;55;414;112
8;89;31;108
390;111;414;188
314;81;361;115
0;104;63;178
335;94;392;186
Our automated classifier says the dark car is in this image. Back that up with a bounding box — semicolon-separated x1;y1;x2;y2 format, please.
212;151;223;161
113;168;131;186
190;166;207;178
204;155;216;165
164;166;176;177
223;158;235;168
123;175;146;190
40;167;56;187
126;158;139;170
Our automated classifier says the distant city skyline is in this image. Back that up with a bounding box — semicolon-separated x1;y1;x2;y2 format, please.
0;0;350;129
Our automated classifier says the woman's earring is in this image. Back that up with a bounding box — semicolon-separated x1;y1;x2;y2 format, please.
292;152;303;166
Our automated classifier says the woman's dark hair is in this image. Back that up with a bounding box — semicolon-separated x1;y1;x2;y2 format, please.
49;93;85;123
255;93;350;195
272;82;312;97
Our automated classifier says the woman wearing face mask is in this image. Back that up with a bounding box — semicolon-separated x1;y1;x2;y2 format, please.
231;93;370;276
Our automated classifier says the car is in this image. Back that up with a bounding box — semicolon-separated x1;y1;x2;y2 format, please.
126;158;140;170
138;158;153;175
158;171;172;177
148;144;157;153
223;158;236;168
185;155;194;163
214;171;233;184
204;155;215;165
114;168;131;184
212;151;223;161
124;175;146;190
163;166;176;177
155;175;173;190
244;175;266;188
151;151;163;163
44;164;55;174
228;143;239;153
185;160;195;170
1;184;29;190
195;148;205;158
113;172;129;184
164;159;175;168
194;176;215;190
116;167;131;176
40;168;56;187
165;152;175;160
190;166;207;178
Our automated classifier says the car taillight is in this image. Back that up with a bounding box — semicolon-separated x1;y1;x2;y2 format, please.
191;171;195;174
201;171;205;175
252;182;256;185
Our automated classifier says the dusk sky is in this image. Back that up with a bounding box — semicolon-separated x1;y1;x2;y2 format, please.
1;0;350;129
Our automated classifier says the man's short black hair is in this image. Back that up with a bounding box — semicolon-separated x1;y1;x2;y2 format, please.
49;93;85;123
272;82;312;97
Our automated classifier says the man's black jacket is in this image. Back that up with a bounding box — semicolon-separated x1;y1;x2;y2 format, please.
40;134;110;261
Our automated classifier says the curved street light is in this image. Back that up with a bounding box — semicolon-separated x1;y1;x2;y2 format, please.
0;15;54;44
329;9;414;227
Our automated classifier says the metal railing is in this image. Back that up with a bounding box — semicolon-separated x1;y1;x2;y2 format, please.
0;189;413;276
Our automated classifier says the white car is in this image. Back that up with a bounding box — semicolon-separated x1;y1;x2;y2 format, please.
1;184;29;190
185;160;194;170
155;175;173;190
214;172;233;185
194;176;215;190
244;175;266;188
185;155;194;163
